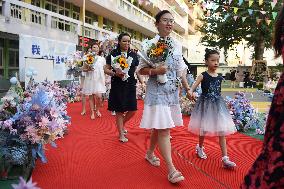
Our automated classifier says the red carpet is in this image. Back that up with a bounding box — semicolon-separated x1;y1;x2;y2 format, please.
32;100;263;189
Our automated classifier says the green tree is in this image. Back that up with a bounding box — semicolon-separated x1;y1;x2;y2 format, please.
199;0;282;61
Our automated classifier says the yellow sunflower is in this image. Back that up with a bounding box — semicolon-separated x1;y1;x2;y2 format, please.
87;55;94;64
118;57;127;68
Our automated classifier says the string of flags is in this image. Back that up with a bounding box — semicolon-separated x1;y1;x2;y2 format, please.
202;0;282;25
135;0;188;12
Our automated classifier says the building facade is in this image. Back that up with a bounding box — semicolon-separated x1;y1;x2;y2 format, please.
0;0;201;82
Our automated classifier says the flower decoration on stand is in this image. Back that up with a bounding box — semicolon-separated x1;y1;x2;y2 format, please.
111;52;133;81
25;67;38;90
226;92;266;134
0;77;24;120
138;37;171;83
244;112;266;135
65;81;81;103
0;80;70;179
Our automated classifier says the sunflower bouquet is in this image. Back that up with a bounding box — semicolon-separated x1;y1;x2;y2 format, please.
111;53;133;81
138;37;170;83
147;40;169;63
82;53;97;71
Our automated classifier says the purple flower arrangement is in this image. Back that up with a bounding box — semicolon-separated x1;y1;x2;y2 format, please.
0;79;70;176
11;177;40;189
65;81;81;103
226;92;266;135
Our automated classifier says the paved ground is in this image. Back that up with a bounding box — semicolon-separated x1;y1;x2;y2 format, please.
221;90;271;102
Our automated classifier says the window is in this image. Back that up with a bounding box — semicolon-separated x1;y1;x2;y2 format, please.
85;11;92;25
0;38;3;78
73;5;80;20
64;2;71;17
0;47;3;68
51;17;76;33
9;49;19;68
8;39;19;78
31;10;44;24
103;18;114;31
8;39;19;68
58;0;70;16
45;0;57;13
118;24;127;34
0;0;2;15
31;0;41;7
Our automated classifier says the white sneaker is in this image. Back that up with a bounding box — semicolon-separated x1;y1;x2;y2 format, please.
196;144;207;159
222;156;236;169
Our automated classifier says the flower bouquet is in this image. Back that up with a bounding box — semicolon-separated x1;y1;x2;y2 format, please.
138;37;169;83
82;52;98;72
179;96;196;115
111;53;133;81
65;51;83;78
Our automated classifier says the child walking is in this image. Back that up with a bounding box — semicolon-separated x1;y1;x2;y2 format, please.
188;48;237;169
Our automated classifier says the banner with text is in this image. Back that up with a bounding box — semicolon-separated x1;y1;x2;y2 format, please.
19;34;76;81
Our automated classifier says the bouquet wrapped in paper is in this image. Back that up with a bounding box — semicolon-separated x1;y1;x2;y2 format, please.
138;37;169;83
111;52;133;81
65;51;83;78
82;52;97;71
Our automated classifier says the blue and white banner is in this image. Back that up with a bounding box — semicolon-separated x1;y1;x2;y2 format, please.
19;34;76;81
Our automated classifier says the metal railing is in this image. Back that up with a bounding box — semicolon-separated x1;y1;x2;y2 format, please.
4;0;185;47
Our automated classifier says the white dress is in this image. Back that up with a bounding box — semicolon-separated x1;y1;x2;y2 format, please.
82;56;106;95
138;35;187;129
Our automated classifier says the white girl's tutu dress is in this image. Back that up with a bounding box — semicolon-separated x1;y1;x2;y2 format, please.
188;71;236;136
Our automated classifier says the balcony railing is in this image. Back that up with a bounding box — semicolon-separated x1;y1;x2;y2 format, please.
6;0;80;33
3;0;186;48
117;0;155;26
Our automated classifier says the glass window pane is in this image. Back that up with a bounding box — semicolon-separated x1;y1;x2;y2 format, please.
9;50;16;67
0;48;3;67
9;39;19;49
16;51;19;67
86;10;92;17
0;38;4;47
59;7;64;15
73;5;80;13
65;10;69;17
0;69;3;79
52;5;57;13
65;23;70;31
31;0;40;7
59;0;64;7
65;2;71;9
45;3;51;11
